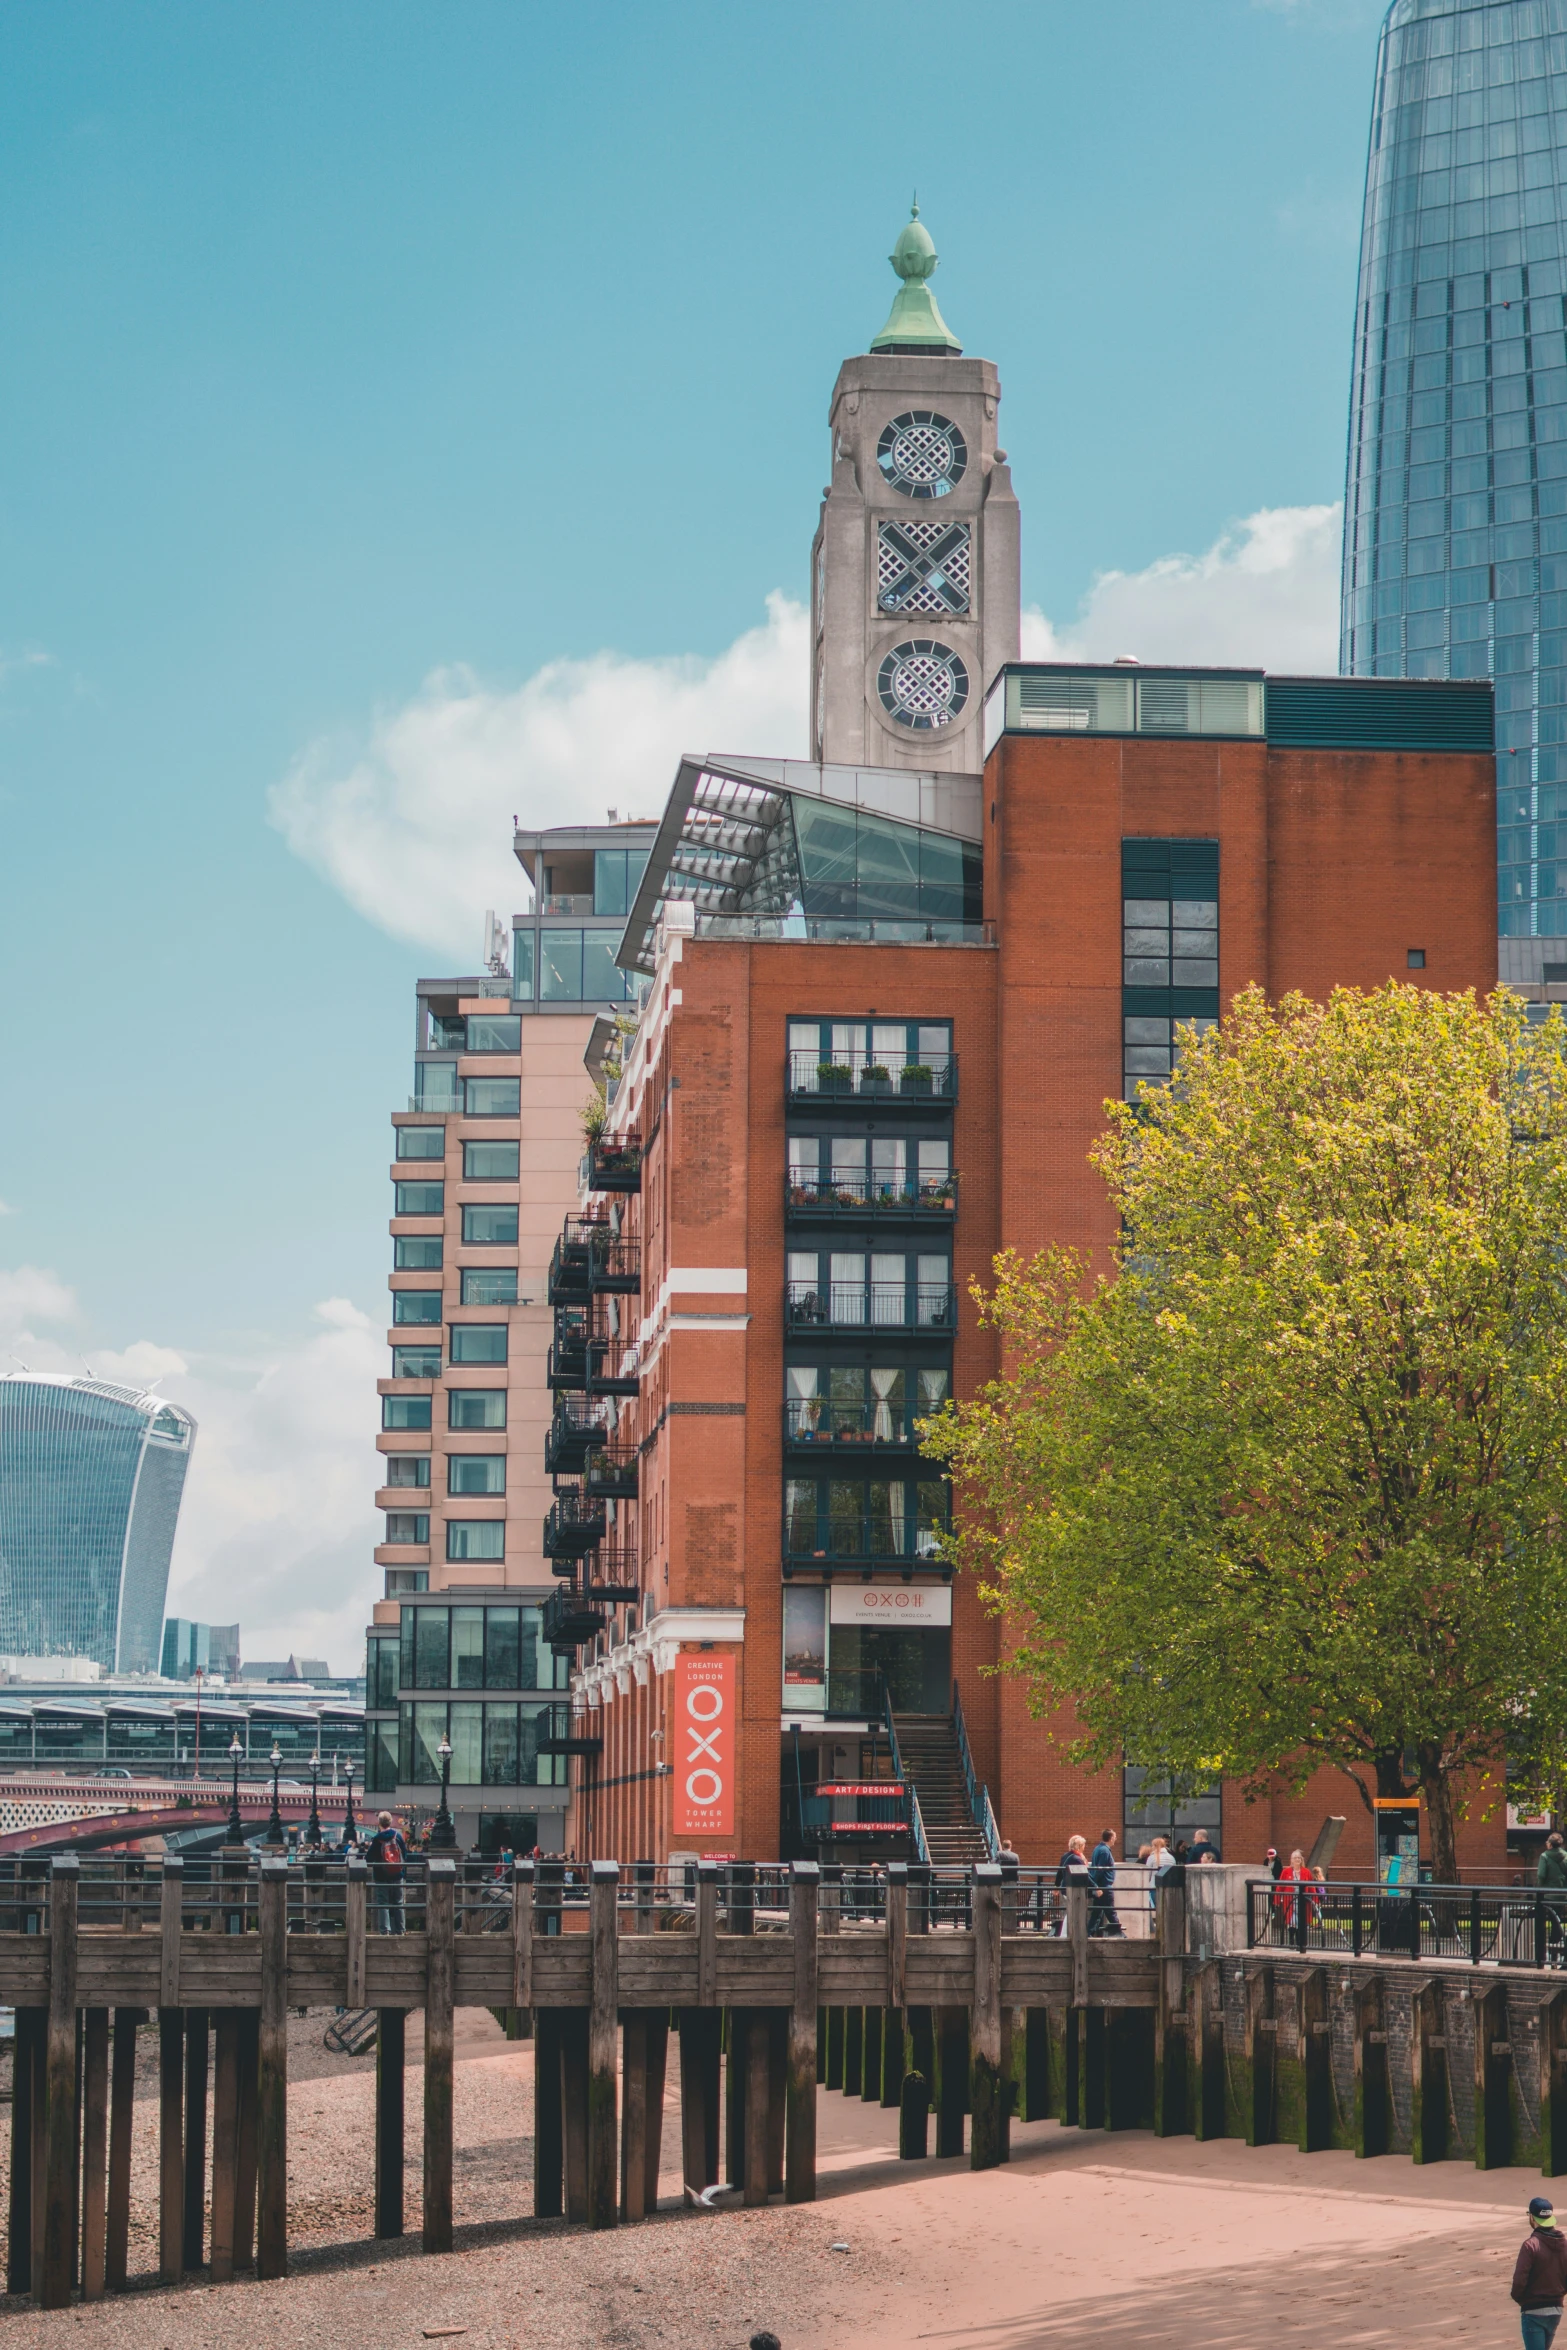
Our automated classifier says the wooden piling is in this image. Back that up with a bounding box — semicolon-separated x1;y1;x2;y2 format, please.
532;2009;563;2217
1153;1874;1187;2137
861;2005;883;2101
1298;1968;1331;2154
1411;1978;1448;2166
81;2007;109;2301
696;1863;719;2008
422;1856;455;2254
743;2012;770;2206
210;2011;240;2280
678;2009;721;2195
157;2008;184;2286
375;2007;407;2236
183;2008;209;2272
7;2009;40;2296
106;2010;138;2291
621;2014;650;2222
724;2009;747;2190
969;1865;1006;2171
1192;1960;1225;2139
1474;1982;1511;2170
40;1856;79;2310
1544;1986;1567;2178
644;2011;669;2211
1353;1974;1390;2159
234;2009;259;2273
562;2008;590;2222
786;1863;818;2203
766;2009;786;2196
587;1861;619;2230
844;2005;864;2097
1242;1966;1274;2148
935;2007;967;2158
345;1858;368;2008
824;2005;845;2091
256;1856;289;2278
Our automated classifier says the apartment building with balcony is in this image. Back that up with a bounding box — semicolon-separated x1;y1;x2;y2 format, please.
365;821;654;1853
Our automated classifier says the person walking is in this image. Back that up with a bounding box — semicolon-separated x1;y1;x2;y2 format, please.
1540;1835;1567;1969
1512;2195;1567;2348
364;1808;409;1935
1089;1827;1123;1937
1146;1834;1175;1915
1053;1833;1091;1934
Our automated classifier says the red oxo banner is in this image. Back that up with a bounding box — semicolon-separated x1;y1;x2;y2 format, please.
673;1652;736;1841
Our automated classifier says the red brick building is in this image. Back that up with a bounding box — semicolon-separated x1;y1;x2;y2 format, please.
545;663;1499;1878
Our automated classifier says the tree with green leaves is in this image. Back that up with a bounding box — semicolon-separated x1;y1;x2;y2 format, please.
922;983;1567;1882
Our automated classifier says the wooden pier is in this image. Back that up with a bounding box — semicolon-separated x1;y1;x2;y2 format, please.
14;1848;1567;2309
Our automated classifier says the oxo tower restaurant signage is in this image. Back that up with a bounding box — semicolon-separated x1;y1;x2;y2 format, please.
673;1652;736;1840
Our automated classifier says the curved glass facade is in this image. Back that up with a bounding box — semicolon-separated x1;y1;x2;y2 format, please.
1343;0;1567;941
0;1376;196;1670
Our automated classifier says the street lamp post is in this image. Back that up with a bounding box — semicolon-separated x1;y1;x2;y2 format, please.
266;1741;285;1849
430;1734;457;1852
226;1732;244;1846
305;1751;323;1850
342;1760;358;1850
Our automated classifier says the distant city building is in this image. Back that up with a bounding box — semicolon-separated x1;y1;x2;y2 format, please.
0;1656;102;1684
1342;0;1567;986
364;844;653;1852
160;1619;241;1680
0;1374;196;1673
0;1670;364;1779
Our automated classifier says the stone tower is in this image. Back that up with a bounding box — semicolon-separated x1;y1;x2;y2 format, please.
809;204;1020;773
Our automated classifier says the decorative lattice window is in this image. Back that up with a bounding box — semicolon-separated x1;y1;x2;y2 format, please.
876;639;971;731
876;411;968;499
877;520;971;615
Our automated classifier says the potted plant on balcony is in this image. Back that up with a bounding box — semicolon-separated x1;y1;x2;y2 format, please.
901;1063;934;1095
818;1061;852;1094
861;1064;892;1095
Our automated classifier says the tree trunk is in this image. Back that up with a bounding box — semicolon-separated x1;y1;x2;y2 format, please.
1420;1768;1460;1885
1373;1748;1415;1800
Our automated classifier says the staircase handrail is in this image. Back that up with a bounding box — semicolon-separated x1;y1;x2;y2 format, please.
951;1678;1002;1862
880;1676;931;1867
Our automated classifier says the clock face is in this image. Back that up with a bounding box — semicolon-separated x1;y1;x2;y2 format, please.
877;411;968;500
877;639;970;731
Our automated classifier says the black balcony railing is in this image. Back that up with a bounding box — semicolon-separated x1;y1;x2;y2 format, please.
787;1051;957;1105
546;1340;589;1393
544;1399;610;1476
534;1702;602;1757
785;1173;957;1218
586;1338;640;1396
1247;1876;1567;1966
548;1213;611;1304
542;1493;607;1558
583;1445;638;1499
785;1282;956;1333
585;1138;642;1194
543;1590;607;1653
588;1238;640;1295
784;1401;923;1450
783;1519;949;1571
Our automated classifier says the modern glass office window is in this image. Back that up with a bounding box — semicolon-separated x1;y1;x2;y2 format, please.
395;1181;444;1216
449;1389;506;1429
449;1454;505;1495
450;1325;507;1364
1343;2;1567;940
385;1455;431;1487
382;1395;433;1430
414;1061;460;1111
460;1268;517;1305
539;928;638;1002
396;1125;445;1160
367;1636;399;1711
393;1291;442;1325
594;847;651;917
462;1205;519;1244
394;1237;443;1271
463;1141;519;1180
447;1519;505;1561
511;927;536;1002
1122;839;1219;1098
466;1014;521;1052
464;1077;521;1116
785;1248;954;1328
397;1602;560;1693
398;1699;567;1786
391;1345;441;1379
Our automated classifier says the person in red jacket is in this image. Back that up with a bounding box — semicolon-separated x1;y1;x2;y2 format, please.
1513;2196;1567;2349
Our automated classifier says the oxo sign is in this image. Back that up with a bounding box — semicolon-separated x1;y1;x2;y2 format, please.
673;1652;735;1840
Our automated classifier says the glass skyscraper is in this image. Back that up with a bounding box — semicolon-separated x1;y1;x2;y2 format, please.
1343;0;1567;966
0;1374;196;1672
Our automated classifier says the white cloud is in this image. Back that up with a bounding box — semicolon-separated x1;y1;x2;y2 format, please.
269;592;811;962
1022;503;1343;677
1;1280;380;1674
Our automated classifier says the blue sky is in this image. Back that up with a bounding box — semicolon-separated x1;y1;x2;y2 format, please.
0;0;1388;1660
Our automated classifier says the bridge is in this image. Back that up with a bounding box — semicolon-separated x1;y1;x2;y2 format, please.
4;1853;1566;2312
0;1774;351;1854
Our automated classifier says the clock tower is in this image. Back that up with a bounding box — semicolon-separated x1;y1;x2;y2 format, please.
810;205;1020;772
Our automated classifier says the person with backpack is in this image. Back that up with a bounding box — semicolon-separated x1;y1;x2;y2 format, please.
1540;1834;1567;1969
365;1809;409;1935
1512;2195;1567;2349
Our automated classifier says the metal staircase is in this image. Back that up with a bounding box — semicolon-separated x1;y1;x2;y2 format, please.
891;1682;999;1867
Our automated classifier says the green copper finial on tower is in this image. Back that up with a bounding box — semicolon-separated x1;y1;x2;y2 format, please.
870;198;962;356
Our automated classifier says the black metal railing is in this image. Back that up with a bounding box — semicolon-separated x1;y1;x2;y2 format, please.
542;1493;607;1557
783;1520;949;1570
1247;1876;1567;1967
784;1400;926;1449
584;1138;642;1193
785;1173;958;1217
787;1052;958;1104
583;1445;638;1498
785;1282;956;1332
